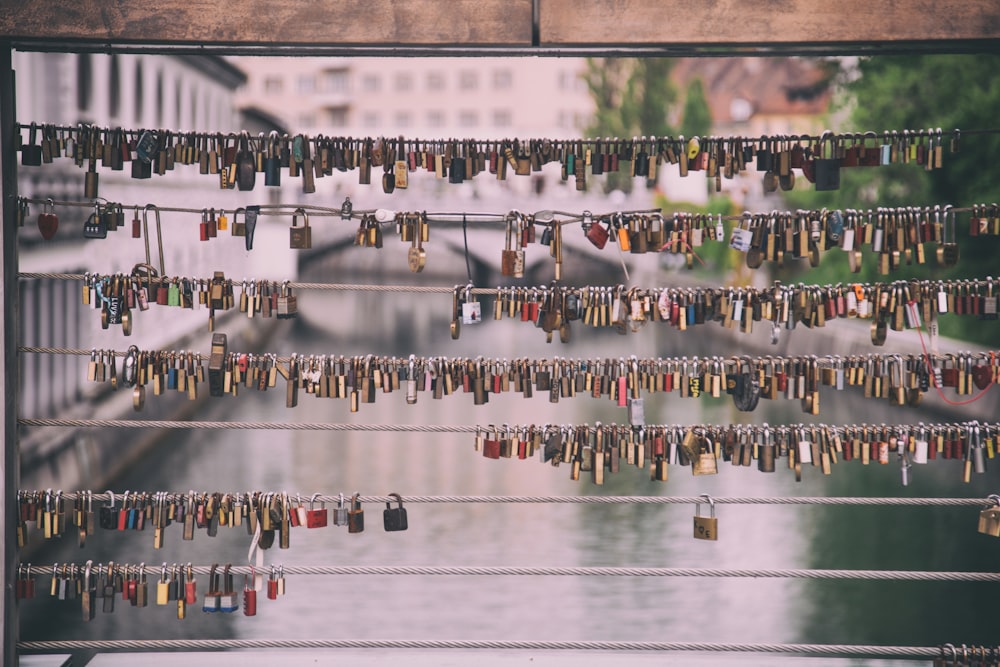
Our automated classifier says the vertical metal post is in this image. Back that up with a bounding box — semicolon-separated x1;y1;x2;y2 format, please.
0;40;21;667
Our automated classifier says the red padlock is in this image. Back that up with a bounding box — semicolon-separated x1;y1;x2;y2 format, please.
199;209;210;241
131;206;141;238
305;494;328;529
184;564;197;605
242;576;257;616
36;198;58;240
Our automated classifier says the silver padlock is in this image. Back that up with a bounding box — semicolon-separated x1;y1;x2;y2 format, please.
333;492;349;526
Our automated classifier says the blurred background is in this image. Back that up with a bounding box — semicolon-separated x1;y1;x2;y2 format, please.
12;52;1000;664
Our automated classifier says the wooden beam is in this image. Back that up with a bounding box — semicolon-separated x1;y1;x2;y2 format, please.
0;0;534;46
539;0;1000;49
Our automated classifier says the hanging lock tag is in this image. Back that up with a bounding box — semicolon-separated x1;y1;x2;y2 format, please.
383;493;408;532
693;495;718;541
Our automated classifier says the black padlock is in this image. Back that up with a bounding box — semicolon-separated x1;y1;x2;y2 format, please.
264;132;281;186
814;131;841;192
383;493;408;532
236;132;256;191
21;122;43;166
83;210;108;239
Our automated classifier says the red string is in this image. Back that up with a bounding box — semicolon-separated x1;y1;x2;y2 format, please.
913;315;994;405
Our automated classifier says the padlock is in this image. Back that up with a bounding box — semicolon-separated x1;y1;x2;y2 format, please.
347;493;364;533
693;495;718;541
202;563;221;612
306;493;328;529
242;575;257;616
383;493;408;532
289;208;312;249
218;564;239;613
333;493;349;526
21;122;43;166
36;198;59;241
244;205;260;251
236;131;256;191
267;565;279;600
82;206;108;240
276;281;298;319
977;494;1000;537
814;131;841;191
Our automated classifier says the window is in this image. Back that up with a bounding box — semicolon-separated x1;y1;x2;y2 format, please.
458;110;478;128
155;71;164;127
458;70;478;91
326;107;348;127
297;74;315;94
322;69;349;94
492;109;512;128
108;55;120;117
134;61;144;122
264;76;283;95
362;111;380;129
393;111;412;128
426;71;445;91
76;54;91;112
426;110;445;128
493;69;512;90
175;81;182;126
361;74;381;93
394;72;413;92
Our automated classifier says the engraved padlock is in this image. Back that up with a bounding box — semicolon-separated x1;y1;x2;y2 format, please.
288;208;312;249
693;494;718;541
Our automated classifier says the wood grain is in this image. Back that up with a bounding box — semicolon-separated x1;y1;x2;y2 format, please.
0;0;533;45
539;0;1000;46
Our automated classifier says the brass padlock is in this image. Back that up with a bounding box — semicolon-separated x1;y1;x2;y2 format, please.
693;495;718;541
288;208;312;249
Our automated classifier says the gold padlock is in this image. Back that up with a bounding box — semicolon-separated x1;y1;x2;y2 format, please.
693;494;718;541
288;208;311;249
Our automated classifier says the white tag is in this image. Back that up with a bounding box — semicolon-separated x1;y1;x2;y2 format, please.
690;227;703;247
857;298;870;318
912;439;929;464
657;291;671;319
732;299;743;321
729;227;752;252
846;291;858;316
627;398;645;426
872;227;884;253
798;440;812;464
937;289;948;313
462;301;482;325
905;301;921;329
611;296;622;323
715;220;724;239
840;227;855;251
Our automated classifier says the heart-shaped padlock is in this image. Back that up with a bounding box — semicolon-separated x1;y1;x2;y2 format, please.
37;199;58;240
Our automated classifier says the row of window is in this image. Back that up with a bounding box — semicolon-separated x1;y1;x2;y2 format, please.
76;54;226;130
296;108;588;131
267;68;516;96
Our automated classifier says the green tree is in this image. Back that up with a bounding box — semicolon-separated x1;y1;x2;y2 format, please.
679;78;712;139
782;54;1000;344
582;58;678;193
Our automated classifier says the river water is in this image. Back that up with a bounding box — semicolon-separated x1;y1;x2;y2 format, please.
18;280;1000;666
